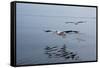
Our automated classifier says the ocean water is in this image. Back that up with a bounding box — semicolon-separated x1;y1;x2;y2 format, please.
16;3;96;65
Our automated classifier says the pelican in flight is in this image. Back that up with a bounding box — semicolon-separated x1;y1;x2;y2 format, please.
44;30;79;38
65;21;86;25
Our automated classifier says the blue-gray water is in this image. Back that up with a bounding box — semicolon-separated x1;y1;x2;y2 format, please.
16;3;96;65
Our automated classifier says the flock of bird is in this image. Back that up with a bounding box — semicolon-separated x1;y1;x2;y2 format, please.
43;21;86;60
44;21;86;39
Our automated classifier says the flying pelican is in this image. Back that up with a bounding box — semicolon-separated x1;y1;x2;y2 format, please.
44;30;79;38
75;21;86;25
65;21;86;25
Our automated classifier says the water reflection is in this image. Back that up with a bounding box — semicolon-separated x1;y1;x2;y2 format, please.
44;44;80;60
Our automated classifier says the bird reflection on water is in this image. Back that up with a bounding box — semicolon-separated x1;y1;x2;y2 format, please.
44;29;86;61
44;44;80;60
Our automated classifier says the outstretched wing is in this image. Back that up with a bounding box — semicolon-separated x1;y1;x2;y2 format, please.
64;30;79;33
75;21;86;25
65;22;74;24
77;21;86;23
44;30;52;32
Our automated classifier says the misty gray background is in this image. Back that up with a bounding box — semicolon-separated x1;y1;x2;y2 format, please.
16;3;96;65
